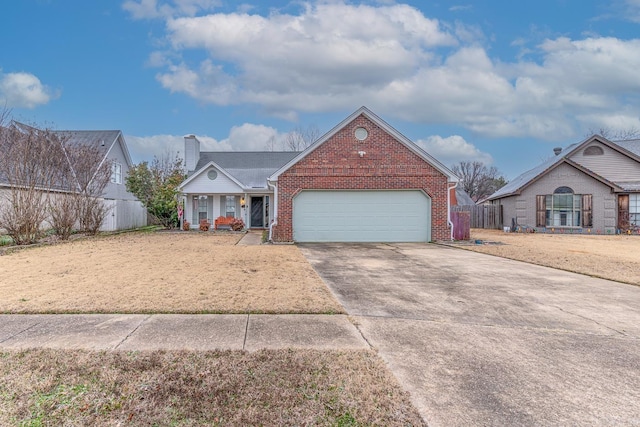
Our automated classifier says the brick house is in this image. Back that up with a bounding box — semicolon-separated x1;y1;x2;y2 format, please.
179;106;458;242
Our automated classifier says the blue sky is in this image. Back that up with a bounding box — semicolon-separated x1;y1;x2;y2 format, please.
2;0;640;179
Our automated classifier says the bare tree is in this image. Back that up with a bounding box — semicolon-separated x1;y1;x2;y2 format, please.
587;127;640;141
0;116;67;244
283;125;321;151
65;141;113;234
265;135;278;151
0;112;113;242
452;161;507;202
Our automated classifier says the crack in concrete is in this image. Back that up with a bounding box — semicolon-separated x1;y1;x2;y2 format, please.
347;317;374;350
552;305;628;337
242;314;249;350
0;321;41;344
113;315;152;350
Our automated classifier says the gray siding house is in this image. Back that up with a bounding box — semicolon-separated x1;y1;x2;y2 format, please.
486;135;640;234
54;130;148;231
0;125;147;232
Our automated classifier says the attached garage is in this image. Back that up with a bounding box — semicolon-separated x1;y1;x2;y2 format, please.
293;190;431;242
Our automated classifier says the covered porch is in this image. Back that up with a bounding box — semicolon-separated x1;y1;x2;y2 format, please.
182;192;272;230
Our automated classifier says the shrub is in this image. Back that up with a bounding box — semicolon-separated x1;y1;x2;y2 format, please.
182;221;190;231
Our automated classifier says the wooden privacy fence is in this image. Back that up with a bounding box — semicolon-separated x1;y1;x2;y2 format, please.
452;205;503;229
451;210;470;240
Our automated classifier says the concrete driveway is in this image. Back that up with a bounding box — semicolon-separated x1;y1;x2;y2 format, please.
300;243;640;426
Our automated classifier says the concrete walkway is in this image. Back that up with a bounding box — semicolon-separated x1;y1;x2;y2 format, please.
236;231;263;245
0;314;369;351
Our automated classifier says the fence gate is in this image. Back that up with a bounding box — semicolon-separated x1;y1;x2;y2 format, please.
452;205;503;229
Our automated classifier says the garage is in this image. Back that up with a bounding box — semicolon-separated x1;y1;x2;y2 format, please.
292;190;431;242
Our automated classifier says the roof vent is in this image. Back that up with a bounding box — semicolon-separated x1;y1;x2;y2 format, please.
553;147;562;156
101;140;105;147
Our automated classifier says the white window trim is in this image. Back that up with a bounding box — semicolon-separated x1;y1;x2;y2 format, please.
111;162;122;184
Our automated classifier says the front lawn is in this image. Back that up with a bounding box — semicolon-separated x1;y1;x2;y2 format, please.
458;229;640;286
0;349;425;426
0;232;343;314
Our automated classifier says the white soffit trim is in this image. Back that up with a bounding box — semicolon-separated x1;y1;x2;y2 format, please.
179;160;246;191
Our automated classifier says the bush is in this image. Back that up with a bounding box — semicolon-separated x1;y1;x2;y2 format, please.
182;221;190;231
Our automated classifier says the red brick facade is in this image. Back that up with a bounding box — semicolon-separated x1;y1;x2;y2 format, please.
272;114;451;241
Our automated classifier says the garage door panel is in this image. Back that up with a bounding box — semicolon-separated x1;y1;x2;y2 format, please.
293;190;431;242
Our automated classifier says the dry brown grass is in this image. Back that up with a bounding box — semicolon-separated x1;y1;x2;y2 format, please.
0;349;425;426
0;232;343;314
457;229;640;285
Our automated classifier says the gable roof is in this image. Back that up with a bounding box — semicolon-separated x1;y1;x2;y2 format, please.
487;134;640;200
186;151;299;189
268;106;458;182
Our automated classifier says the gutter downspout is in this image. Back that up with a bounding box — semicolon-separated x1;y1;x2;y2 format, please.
448;181;458;241
267;179;277;242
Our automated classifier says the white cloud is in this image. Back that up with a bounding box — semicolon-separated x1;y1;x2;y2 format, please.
622;0;640;22
132;0;640;142
122;0;221;20
125;123;285;163
0;71;57;109
416;135;493;166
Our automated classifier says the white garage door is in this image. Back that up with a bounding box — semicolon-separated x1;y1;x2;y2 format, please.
293;190;431;242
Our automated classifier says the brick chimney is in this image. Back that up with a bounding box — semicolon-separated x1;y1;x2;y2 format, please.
184;134;200;172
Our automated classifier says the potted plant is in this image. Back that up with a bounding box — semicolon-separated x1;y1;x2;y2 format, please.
229;218;245;231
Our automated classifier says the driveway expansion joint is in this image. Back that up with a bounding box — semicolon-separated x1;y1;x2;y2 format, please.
113;314;151;350
353;314;637;339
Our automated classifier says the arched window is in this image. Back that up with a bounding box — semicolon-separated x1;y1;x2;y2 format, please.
554;186;574;194
544;187;582;227
584;146;604;156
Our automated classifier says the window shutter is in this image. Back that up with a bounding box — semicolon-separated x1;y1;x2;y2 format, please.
536;195;546;227
220;196;226;217
582;194;592;227
235;196;241;217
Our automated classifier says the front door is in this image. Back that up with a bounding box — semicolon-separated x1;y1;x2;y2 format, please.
250;197;264;228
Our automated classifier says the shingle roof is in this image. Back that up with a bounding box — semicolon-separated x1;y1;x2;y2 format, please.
0;124;123;188
194;151;300;188
455;187;475;205
53;130;120;159
615;139;640;157
487;143;578;200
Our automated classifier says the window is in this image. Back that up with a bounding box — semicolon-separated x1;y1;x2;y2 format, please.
111;163;122;184
193;196;208;223
631;194;640;226
546;187;581;227
225;195;236;217
537;187;591;227
583;146;604;156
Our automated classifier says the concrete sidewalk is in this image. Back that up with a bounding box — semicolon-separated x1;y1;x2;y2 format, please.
0;314;369;351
